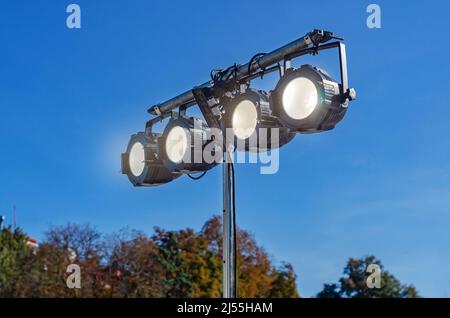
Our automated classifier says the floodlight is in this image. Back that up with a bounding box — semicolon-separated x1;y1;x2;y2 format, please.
160;116;220;173
121;132;180;186
223;89;295;151
271;64;349;133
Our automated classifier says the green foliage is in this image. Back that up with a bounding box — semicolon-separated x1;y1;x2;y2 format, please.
1;223;422;298
316;283;341;298
268;263;299;298
0;227;29;297
316;256;420;298
153;228;194;297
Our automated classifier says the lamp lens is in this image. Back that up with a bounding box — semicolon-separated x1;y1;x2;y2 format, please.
165;126;188;163
232;100;258;140
282;77;318;120
129;142;145;177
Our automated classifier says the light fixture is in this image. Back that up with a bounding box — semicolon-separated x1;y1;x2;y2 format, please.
160;116;220;173
121;132;180;186
223;89;295;152
124;30;356;299
271;64;349;133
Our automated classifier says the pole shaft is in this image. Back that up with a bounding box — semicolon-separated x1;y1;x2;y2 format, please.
222;152;235;298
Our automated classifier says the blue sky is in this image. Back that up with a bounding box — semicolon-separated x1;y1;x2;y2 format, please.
1;1;450;297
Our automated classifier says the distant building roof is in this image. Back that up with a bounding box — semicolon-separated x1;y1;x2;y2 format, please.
26;236;38;249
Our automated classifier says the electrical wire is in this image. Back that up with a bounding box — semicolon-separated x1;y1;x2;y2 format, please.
248;52;266;76
187;171;207;180
210;52;269;88
225;64;239;81
211;64;240;85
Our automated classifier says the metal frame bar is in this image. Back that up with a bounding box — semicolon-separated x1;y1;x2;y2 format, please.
147;37;350;132
144;112;171;134
147;29;345;116
192;88;221;130
284;41;349;95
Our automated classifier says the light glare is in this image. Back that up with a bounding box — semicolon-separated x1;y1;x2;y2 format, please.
282;77;318;120
165;126;188;163
232;100;258;140
129;142;145;177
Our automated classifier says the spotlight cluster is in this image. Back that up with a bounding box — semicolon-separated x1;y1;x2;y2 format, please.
122;30;356;186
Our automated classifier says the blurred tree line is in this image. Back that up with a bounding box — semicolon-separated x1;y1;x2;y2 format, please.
0;216;298;297
0;215;420;298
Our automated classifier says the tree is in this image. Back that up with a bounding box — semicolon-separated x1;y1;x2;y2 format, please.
153;228;194;297
317;283;341;298
200;215;299;298
0;227;40;297
35;223;105;297
317;256;420;298
105;229;166;297
0;216;300;298
174;228;222;298
268;263;299;298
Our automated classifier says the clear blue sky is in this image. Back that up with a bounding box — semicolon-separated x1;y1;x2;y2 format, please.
1;1;450;297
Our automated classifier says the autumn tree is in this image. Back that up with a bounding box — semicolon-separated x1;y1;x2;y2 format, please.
0;216;300;298
198;215;299;298
105;229;165;297
268;263;299;298
35;223;105;297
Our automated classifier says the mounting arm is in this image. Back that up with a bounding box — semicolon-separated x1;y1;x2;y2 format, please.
147;29;341;116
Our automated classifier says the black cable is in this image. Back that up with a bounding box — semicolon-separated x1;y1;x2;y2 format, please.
212;53;269;87
211;68;224;83
211;64;240;85
225;64;239;81
230;161;238;298
211;52;269;87
248;52;266;76
187;171;207;180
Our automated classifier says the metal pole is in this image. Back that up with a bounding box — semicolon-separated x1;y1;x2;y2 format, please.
222;150;235;298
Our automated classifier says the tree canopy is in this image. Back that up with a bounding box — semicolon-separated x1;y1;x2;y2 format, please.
0;216;299;298
316;256;420;298
0;220;421;298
